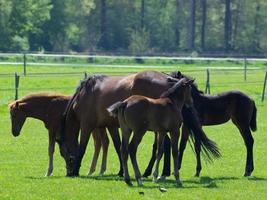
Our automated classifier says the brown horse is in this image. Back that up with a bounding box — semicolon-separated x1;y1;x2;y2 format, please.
9;93;122;176
59;71;221;177
107;78;194;186
144;71;257;178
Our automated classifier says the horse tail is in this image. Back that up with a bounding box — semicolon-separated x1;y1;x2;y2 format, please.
250;101;257;132
107;101;127;118
182;106;221;162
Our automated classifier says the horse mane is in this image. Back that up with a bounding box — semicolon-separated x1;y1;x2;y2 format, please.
160;78;187;98
58;74;107;144
170;71;204;94
8;92;66;108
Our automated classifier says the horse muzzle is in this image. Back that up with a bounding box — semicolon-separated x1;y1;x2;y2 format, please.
12;129;20;137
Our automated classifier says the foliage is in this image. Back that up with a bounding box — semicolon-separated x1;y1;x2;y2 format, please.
0;0;267;54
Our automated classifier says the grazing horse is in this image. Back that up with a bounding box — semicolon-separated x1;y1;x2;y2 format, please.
9;93;122;176
59;71;221;177
107;78;194;186
144;71;257;178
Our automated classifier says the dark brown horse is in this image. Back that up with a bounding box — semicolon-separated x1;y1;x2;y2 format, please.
144;71;257;178
59;71;221;177
107;78;194;186
9;93;122;176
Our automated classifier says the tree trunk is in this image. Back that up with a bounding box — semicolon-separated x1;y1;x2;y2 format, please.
100;0;108;49
253;1;261;51
232;0;241;50
175;0;183;49
200;0;207;51
141;0;145;29
224;0;232;52
188;0;196;50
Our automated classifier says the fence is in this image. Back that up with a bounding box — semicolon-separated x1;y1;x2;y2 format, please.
0;53;266;102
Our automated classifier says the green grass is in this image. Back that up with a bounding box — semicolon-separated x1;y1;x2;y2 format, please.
0;63;267;200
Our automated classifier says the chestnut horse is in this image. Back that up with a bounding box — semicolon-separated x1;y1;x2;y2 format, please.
59;71;221;177
144;71;257;178
9;93;122;176
107;78;194;186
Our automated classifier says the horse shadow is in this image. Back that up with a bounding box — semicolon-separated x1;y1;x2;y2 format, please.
25;174;267;189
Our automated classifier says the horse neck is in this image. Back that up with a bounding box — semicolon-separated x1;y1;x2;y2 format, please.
192;89;207;105
168;94;186;109
20;99;49;123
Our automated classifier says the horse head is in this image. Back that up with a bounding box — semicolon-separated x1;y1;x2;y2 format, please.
161;77;195;106
9;101;27;137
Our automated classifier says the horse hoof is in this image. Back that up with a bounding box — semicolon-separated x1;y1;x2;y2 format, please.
176;180;182;187
125;179;133;186
142;171;151;178
137;179;143;187
244;172;251;177
152;176;157;183
117;170;124;177
45;172;53;177
195;173;200;177
157;176;166;182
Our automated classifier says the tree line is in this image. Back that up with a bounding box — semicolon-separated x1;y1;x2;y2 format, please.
0;0;266;55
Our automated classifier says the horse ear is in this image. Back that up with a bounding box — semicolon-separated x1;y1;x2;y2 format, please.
177;71;182;78
183;79;195;86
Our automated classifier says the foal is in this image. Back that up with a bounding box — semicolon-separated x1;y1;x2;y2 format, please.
108;78;194;186
9;93;121;176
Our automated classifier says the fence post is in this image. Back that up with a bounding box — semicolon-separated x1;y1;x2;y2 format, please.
84;72;88;79
261;71;267;102
23;53;27;76
205;68;210;94
244;57;247;81
15;73;20;100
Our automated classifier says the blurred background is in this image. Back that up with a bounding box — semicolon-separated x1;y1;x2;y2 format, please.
0;0;267;56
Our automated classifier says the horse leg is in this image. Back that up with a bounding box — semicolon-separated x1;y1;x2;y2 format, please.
120;127;132;186
88;129;101;175
108;127;123;177
77;123;94;175
152;132;165;183
178;125;189;172
170;129;181;187
160;134;171;180
236;124;254;176
129;130;145;186
194;137;202;177
143;132;157;177
46;130;55;177
100;128;109;175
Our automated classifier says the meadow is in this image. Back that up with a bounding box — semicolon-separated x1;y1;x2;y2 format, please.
0;59;267;200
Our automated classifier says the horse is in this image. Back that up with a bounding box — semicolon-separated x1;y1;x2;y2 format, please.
144;71;257;178
107;78;194;186
59;70;221;177
9;93;122;176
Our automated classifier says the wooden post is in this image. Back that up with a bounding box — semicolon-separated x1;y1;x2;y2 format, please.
15;73;20;100
244;57;247;81
84;72;88;79
205;68;210;94
23;53;27;76
261;71;267;102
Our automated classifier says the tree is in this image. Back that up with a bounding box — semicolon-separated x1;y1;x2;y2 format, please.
188;0;196;50
200;0;207;51
224;0;232;52
99;0;108;49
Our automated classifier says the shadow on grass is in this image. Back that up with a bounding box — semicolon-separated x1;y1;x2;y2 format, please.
247;176;267;181
25;175;65;180
25;174;267;189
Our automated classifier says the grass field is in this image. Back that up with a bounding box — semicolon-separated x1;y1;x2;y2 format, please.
0;62;267;200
